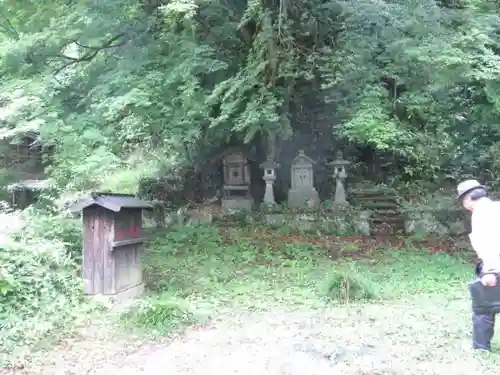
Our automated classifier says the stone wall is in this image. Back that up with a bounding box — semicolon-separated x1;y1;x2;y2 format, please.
260;209;371;236
259;207;470;237
403;208;469;237
143;200;471;238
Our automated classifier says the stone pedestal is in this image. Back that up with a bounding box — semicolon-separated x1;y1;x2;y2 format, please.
263;180;275;205
221;197;252;211
288;188;319;208
334;178;347;204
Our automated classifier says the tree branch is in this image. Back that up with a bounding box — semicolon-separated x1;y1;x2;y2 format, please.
73;35;127;51
55;33;127;75
0;12;19;40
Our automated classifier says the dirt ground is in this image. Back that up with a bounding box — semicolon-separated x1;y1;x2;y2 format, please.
9;296;500;375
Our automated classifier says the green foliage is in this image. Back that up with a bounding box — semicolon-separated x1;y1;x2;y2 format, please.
121;294;199;335
143;224;324;308
2;0;500;360
2;0;500;191
367;247;471;297
140;223;472;315
323;267;378;302
338;88;412;151
0;210;82;364
15;207;82;261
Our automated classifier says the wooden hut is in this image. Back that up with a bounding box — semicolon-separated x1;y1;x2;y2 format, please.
71;193;152;300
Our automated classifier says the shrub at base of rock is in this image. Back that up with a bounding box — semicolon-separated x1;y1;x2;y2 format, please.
323;269;378;302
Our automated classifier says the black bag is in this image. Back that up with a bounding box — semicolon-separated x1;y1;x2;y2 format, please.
475;260;484;277
469;275;500;314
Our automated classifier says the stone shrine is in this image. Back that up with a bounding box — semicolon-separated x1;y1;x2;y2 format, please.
288;150;319;207
221;150;253;210
260;157;279;205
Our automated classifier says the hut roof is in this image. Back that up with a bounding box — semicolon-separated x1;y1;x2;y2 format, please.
70;192;153;213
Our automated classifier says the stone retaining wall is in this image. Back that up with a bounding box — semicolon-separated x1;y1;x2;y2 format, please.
403;208;469;236
143;201;470;237
261;210;371;236
261;208;469;237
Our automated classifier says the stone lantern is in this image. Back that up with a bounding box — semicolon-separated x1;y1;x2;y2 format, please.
329;152;350;205
260;157;279;205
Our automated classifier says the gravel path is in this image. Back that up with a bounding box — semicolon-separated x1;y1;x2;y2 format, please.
23;309;378;375
13;302;499;375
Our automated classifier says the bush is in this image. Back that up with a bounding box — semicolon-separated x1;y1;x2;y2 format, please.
323;267;378;302
121;295;199;335
0;208;83;365
14;207;83;262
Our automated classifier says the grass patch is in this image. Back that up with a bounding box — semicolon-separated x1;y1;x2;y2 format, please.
143;224;326;309
135;225;500;371
142;224;473;310
120;294;201;337
323;267;378;302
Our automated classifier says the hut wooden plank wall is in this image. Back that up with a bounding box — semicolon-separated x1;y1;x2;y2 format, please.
72;193;152;299
82;206;113;295
112;207;143;294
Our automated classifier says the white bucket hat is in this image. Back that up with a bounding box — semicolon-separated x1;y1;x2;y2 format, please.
457;179;485;200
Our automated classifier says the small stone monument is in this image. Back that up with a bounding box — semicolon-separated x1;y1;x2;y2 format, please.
260;156;279;205
288;150;319;207
221;150;253;210
329;152;350;205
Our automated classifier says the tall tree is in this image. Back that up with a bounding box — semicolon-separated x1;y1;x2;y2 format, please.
1;0;500;192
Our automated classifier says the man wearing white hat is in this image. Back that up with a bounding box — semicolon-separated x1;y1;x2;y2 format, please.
458;179;500;351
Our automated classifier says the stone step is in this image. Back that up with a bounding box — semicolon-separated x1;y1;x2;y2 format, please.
357;202;400;210
348;187;408;234
370;215;405;222
370;216;405;224
350;189;398;198
369;209;401;215
354;197;399;205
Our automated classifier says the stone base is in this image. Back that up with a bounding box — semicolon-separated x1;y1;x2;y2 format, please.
222;197;253;211
263;211;371;235
287;189;320;208
87;283;145;307
333;200;350;206
404;209;468;236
